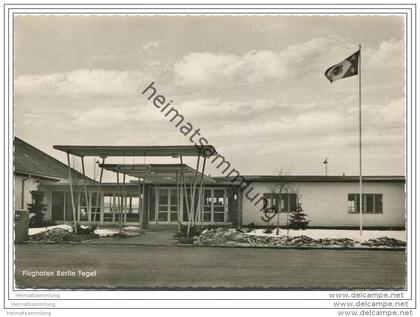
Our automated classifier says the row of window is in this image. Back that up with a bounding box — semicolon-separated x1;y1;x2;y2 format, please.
51;188;231;224
263;193;297;212
50;191;384;224
348;193;383;214
51;191;141;222
51;191;102;221
263;193;383;214
149;187;229;223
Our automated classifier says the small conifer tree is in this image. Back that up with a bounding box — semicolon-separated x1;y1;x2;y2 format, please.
27;190;46;228
288;202;309;230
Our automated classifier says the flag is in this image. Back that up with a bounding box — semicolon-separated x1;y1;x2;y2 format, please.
324;50;360;83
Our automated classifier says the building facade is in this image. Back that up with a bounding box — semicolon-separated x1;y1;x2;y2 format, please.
235;176;405;229
37;176;405;229
14;138;406;229
39;183;241;227
14;137;95;213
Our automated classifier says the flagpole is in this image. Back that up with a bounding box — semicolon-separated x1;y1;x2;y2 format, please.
358;44;363;237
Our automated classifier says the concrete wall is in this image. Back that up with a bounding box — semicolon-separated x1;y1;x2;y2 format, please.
14;175;39;211
241;181;405;228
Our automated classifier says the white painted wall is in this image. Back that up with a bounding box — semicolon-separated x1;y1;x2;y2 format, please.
241;181;405;227
14;175;39;211
14;175;53;220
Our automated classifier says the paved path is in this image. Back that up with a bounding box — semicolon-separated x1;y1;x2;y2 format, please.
15;244;405;289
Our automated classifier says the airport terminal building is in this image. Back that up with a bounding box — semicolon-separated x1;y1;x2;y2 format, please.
14;138;406;229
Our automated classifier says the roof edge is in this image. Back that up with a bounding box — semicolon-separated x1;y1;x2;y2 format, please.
213;175;405;183
15;137;96;183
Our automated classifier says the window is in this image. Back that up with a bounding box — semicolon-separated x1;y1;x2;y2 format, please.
263;193;297;213
103;195;114;222
213;189;226;222
203;189;212;222
51;192;65;221
348;194;383;214
78;192;89;221
158;189;169;221
149;187;156;221
200;188;227;223
64;192;74;221
181;189;203;223
126;197;140;222
153;188;180;223
90;193;101;222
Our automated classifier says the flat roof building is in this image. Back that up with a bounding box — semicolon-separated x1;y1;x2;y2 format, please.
15;138;406;230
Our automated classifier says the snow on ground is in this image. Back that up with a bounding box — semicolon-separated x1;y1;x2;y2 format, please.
247;229;406;242
94;226;140;237
94;228;120;237
28;224;141;237
124;226;142;232
28;224;73;236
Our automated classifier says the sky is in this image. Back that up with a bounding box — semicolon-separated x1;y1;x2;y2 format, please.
14;15;405;180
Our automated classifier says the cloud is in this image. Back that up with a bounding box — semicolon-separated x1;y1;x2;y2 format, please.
158;95;404;165
252;21;287;33
173;37;353;88
139;41;166;54
91;41;166;61
15;69;151;97
92;53;116;60
173;37;404;93
14;33;405;176
364;38;404;70
174;98;316;127
363;97;405;138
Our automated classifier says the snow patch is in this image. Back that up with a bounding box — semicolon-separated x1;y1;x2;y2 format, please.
247;229;406;242
94;226;140;237
28;224;73;236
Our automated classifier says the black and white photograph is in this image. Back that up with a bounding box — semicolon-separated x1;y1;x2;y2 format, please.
2;2;418;316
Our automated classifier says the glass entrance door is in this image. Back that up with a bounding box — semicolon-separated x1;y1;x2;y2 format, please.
156;188;179;224
201;188;227;224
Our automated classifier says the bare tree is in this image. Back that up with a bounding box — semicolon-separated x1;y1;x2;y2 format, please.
267;169;298;235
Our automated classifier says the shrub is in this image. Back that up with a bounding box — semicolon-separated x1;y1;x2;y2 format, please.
243;222;257;233
76;224;97;235
202;224;220;231
174;225;203;238
247;222;257;229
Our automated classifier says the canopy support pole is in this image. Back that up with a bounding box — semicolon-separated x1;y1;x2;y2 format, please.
140;177;146;231
189;156;200;232
66;153;77;234
92;157;105;222
197;157;206;225
80;156;90;222
122;173;126;227
180;156;190;233
175;172;181;231
116;172;121;232
138;177;142;231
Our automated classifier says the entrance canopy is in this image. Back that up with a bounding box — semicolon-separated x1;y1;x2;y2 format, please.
53;145;216;158
99;164;216;185
53;144;214;232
